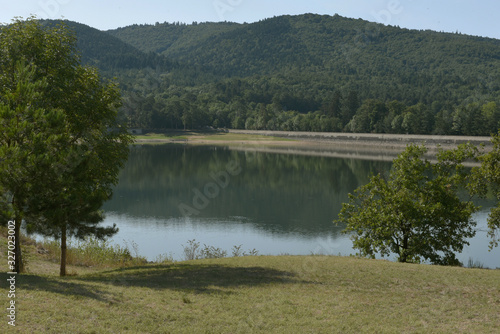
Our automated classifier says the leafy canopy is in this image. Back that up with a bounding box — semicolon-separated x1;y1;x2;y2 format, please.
336;144;479;265
0;17;133;274
471;133;500;249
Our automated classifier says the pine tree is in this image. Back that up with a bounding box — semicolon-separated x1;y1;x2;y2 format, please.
0;18;132;275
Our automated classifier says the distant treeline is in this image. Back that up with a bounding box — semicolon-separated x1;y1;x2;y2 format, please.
120;81;500;136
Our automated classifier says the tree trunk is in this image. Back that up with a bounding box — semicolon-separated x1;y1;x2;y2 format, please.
12;195;25;273
13;213;24;273
400;234;409;263
60;224;67;277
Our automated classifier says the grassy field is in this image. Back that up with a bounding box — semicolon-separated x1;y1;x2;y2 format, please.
134;130;294;143
1;229;499;334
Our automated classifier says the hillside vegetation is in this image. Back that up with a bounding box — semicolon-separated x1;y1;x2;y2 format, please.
43;14;500;135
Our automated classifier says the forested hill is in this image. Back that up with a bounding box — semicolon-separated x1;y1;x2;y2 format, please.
108;14;500;82
41;20;178;75
45;14;500;135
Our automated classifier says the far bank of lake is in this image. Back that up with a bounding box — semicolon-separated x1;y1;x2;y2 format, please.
134;130;494;164
134;130;494;151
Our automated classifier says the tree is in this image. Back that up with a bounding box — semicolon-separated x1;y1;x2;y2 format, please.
471;133;500;249
348;99;387;133
481;102;500;135
0;18;132;275
452;103;486;136
401;103;433;134
323;91;342;118
25;65;131;276
336;144;479;265
0;62;68;273
341;90;359;129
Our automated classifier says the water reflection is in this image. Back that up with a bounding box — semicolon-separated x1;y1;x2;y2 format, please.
104;144;392;235
103;144;498;268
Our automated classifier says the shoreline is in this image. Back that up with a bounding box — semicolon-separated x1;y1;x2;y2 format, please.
133;130;494;161
226;129;493;148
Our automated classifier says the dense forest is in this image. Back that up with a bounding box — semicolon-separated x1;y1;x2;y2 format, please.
46;14;500;135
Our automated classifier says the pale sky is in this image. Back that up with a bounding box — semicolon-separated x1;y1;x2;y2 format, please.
1;0;499;39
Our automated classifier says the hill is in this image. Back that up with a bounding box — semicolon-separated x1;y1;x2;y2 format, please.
39;20;179;80
108;14;500;87
108;21;241;56
44;15;500;135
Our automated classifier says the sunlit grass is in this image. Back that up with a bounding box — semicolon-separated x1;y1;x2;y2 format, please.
0;256;499;333
38;237;148;269
135;132;188;140
1;227;499;333
134;131;294;143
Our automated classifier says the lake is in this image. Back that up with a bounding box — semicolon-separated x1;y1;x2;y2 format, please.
102;143;499;268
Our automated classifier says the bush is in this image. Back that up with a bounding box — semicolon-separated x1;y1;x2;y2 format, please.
182;239;259;261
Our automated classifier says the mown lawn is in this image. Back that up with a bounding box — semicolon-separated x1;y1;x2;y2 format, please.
2;254;499;333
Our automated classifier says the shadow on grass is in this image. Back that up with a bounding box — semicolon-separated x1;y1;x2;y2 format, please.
81;263;303;294
0;272;113;303
1;263;304;301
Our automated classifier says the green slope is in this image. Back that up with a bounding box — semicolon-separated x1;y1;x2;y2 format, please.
38;15;500;134
42;20;175;73
108;14;500;80
108;21;241;55
105;14;500;105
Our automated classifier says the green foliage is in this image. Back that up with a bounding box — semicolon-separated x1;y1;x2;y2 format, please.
38;14;500;134
0;189;11;224
336;144;479;265
0;59;69;272
109;14;500;97
0;17;133;275
470;133;500;249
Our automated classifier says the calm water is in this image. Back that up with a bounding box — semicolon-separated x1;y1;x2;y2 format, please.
103;144;499;268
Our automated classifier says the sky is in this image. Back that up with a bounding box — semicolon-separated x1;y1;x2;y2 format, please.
1;0;500;39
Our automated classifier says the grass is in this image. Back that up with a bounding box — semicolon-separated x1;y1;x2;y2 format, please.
1;229;500;333
0;227;152;276
37;237;149;270
134;132;189;140
134;130;294;143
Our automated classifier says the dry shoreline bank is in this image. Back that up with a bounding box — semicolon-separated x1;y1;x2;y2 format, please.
227;129;493;150
134;130;493;161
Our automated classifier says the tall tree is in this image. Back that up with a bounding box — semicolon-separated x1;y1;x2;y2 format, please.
323;91;342;118
0;18;132;275
26;65;131;276
0;62;68;273
341;90;359;129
